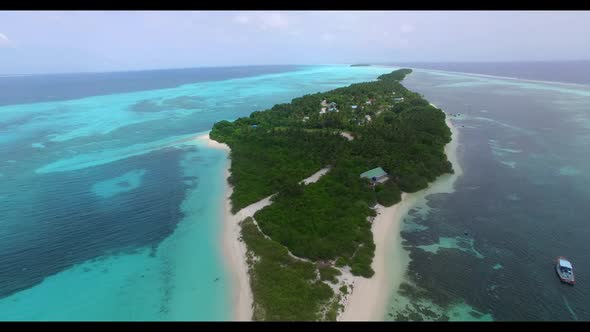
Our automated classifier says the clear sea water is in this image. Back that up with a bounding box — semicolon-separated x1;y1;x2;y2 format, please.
3;61;589;321
0;64;393;320
383;65;590;321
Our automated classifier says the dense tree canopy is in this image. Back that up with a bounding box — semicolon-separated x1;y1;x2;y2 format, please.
241;218;335;321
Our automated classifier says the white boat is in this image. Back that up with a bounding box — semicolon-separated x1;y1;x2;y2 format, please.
556;256;575;285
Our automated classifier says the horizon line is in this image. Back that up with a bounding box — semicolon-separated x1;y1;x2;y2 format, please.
2;59;590;77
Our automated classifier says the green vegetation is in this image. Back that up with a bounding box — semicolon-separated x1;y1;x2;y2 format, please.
325;297;343;321
211;69;453;320
375;180;402;207
335;257;347;268
254;168;377;277
339;285;349;295
241;218;335;321
211;68;451;208
377;68;413;81
212;125;338;213
318;265;342;283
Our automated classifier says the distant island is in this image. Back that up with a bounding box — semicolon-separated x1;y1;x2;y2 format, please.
350;64;371;67
210;69;454;321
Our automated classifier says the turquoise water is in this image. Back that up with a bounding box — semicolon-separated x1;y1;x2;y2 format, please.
92;169;147;199
0;65;392;320
0;141;229;320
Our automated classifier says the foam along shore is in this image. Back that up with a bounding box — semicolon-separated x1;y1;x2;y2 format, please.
339;116;462;321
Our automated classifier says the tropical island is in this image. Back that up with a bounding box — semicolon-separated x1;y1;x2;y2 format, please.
210;69;454;321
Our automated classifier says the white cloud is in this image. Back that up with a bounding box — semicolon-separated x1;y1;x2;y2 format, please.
233;12;291;31
334;23;351;32
233;14;251;25
0;32;10;47
400;24;415;33
258;12;290;30
321;32;336;42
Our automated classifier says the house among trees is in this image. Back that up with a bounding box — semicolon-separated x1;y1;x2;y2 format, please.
328;102;338;112
394;97;405;103
360;167;389;184
319;100;338;113
351;105;358;110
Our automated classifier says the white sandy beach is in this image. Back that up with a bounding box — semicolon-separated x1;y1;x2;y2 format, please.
196;133;253;321
221;167;256;321
196;133;231;151
339;117;462;321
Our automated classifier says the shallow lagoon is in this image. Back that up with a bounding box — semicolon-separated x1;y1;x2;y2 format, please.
0;65;393;320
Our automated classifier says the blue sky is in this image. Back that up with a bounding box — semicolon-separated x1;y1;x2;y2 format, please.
1;11;589;74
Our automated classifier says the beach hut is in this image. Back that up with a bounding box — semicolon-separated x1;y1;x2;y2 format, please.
360;167;389;184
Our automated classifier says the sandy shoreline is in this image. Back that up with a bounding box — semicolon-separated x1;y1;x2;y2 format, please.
195;133;231;151
196;133;253;321
221;167;255;321
339;116;462;321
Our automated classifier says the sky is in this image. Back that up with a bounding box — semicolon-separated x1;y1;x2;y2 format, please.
1;11;590;74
